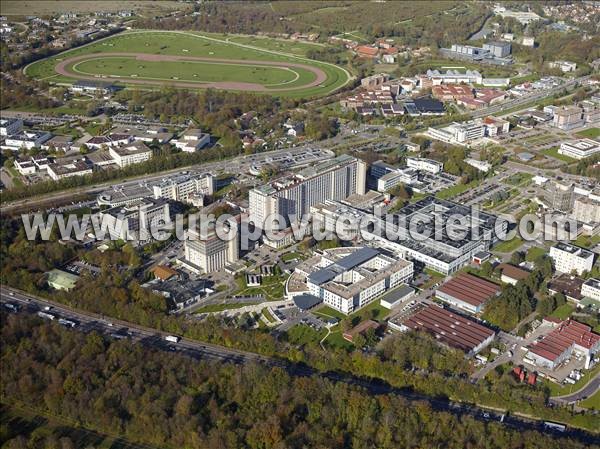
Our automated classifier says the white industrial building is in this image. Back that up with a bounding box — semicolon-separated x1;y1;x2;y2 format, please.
2;130;52;151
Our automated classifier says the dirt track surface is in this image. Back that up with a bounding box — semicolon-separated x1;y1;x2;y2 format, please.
55;52;328;92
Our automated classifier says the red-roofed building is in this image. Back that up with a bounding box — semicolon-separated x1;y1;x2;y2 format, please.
432;84;474;101
393;303;496;355
435;272;501;314
526;319;600;369
356;45;379;59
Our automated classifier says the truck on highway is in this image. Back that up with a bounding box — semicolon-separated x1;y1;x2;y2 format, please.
165;335;181;343
37;311;55;320
543;421;566;432
2;303;19;312
58;318;77;328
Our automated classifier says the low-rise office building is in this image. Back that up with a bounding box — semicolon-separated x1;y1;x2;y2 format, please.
559;139;600;160
0;117;23;136
109;141;152;168
172;128;211;152
549;242;595;276
406;157;443;174
2;130;52;150
47;159;93;181
293;247;413;315
428;120;485;144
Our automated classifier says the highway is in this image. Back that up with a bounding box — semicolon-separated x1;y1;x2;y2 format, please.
471;75;589;119
1;285;599;444
1;146;333;215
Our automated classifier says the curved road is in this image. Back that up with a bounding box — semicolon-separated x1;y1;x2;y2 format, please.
552;372;600;404
56;52;327;92
1;286;599;444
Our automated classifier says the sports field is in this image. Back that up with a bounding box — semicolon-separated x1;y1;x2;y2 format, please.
25;30;351;98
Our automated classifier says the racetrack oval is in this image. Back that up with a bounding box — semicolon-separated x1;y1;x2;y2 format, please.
56;52;328;92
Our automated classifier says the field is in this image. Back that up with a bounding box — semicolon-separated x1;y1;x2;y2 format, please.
25;30;351;98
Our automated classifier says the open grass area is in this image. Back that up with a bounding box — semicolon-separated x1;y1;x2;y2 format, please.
540;146;577;164
575;127;600;139
71;56;317;88
233;273;287;301
281;251;305;262
549;303;575;320
25;30;350;98
526;246;547;262
504;172;533;187
573;234;600;249
492;236;523;253
435;180;480;200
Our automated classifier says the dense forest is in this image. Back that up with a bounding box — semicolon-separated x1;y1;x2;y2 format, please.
1;217;599;433
1;315;598;449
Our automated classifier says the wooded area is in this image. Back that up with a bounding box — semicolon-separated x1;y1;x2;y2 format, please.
1;315;597;449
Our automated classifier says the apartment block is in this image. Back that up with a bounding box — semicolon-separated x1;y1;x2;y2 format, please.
549;242;595;275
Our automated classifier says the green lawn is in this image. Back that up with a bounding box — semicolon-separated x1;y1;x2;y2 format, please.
579;390;600;410
573;234;600;249
526;246;547;262
232;273;287;301
575;127;600;139
540;146;577;164
504;172;533;187
281;252;304;262
323;329;354;350
71;56;317;88
549;303;575;320
492;236;523;253
435;180;480;200
285;324;327;346
25;30;350;98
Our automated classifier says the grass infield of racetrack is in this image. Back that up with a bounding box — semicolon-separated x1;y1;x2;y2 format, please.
25;30;351;98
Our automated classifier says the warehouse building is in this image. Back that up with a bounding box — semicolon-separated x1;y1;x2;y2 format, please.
526;319;600;369
435;272;501;314
390;303;496;355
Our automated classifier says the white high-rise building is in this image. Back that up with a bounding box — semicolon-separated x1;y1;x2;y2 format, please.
181;222;239;274
549;243;595;276
249;155;366;230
